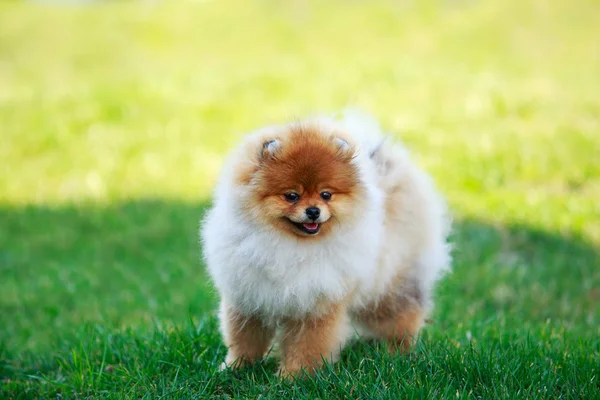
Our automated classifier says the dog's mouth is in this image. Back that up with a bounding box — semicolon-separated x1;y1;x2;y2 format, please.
286;219;321;235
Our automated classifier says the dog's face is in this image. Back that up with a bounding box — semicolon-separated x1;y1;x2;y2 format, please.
244;126;363;238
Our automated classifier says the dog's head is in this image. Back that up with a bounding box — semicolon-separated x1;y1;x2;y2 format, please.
240;125;364;238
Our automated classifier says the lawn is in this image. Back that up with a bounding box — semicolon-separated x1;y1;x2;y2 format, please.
1;0;599;398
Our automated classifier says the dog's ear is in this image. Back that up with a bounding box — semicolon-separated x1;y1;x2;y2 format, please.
332;136;356;160
261;139;280;159
334;137;350;150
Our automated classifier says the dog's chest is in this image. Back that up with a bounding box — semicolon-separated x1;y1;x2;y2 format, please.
223;230;377;318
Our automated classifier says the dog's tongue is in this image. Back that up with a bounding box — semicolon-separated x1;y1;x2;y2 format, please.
303;223;319;230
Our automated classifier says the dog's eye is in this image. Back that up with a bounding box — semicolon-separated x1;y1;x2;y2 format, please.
284;193;300;202
320;191;332;201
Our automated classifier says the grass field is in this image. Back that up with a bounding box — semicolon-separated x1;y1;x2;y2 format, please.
1;0;599;398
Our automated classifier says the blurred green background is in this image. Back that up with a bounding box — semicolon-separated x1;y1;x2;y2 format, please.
1;0;599;397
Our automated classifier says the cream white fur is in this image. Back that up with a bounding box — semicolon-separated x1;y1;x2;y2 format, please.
201;110;451;332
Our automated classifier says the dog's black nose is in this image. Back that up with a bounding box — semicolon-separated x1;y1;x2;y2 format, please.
305;207;320;220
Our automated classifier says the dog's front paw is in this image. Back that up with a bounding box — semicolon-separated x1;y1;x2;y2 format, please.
276;364;314;380
276;366;296;380
219;359;247;371
220;352;259;371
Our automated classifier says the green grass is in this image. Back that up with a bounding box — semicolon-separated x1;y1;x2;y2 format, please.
1;0;599;398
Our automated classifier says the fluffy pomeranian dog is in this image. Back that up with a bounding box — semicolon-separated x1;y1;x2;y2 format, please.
201;111;451;377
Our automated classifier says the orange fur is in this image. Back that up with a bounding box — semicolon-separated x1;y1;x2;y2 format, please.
353;287;424;352
279;303;347;377
221;303;275;368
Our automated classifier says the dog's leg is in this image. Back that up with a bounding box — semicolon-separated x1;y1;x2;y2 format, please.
278;304;348;378
220;302;275;369
355;291;425;353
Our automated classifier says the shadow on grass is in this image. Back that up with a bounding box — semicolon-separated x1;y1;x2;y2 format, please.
0;199;598;396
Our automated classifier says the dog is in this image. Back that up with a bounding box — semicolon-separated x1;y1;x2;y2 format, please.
201;110;451;377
